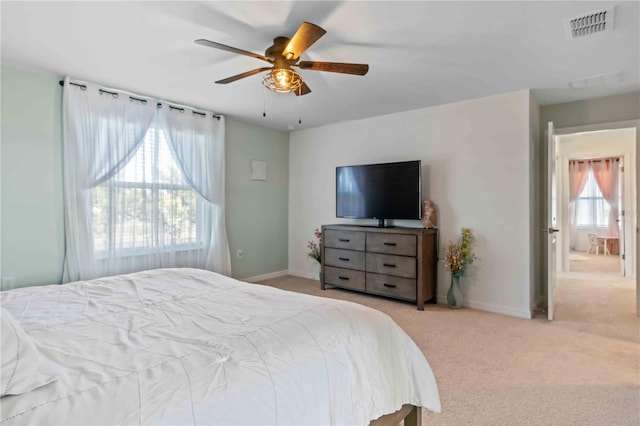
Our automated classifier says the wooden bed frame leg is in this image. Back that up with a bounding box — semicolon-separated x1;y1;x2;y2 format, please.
405;405;422;426
369;404;422;426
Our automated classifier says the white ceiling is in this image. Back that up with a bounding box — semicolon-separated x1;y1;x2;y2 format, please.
2;1;639;131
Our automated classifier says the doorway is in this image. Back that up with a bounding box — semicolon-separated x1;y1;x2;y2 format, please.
550;123;638;321
566;156;623;276
555;128;636;279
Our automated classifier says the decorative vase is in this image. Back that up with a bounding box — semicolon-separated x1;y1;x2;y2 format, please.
318;270;323;283
447;275;463;309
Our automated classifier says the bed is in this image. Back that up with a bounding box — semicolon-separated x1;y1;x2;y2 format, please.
1;268;440;425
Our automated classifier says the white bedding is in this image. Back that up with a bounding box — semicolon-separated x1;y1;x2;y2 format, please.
0;268;440;425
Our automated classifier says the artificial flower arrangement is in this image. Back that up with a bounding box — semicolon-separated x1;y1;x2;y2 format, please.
307;228;322;264
443;228;477;278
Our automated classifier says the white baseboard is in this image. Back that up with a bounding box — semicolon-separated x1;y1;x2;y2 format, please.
243;270;289;283
437;296;532;319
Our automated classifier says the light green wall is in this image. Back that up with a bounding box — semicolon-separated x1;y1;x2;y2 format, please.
226;119;289;279
1;66;64;287
0;65;289;287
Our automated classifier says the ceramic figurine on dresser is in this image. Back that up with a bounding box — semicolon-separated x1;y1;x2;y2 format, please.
422;200;437;228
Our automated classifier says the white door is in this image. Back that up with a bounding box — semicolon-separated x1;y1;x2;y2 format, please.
547;122;559;320
618;159;625;276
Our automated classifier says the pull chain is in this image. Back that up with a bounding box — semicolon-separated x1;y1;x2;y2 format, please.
262;88;267;117
297;86;302;124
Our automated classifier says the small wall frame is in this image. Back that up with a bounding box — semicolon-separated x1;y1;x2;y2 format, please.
250;160;267;181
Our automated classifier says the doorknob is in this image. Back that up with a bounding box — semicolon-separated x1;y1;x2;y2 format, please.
548;228;560;234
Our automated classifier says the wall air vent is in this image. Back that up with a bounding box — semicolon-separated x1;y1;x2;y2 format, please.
565;7;615;39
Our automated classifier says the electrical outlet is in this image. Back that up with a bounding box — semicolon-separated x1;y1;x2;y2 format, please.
1;276;16;291
236;249;244;259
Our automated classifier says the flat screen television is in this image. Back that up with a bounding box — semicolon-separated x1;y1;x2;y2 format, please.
336;160;422;227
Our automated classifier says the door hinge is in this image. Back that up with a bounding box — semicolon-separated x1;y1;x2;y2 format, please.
622;254;625;260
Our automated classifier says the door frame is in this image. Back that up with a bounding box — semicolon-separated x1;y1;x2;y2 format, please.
553;119;639;317
547;122;558;320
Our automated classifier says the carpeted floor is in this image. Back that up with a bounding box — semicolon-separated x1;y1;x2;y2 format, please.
569;250;621;275
254;275;639;425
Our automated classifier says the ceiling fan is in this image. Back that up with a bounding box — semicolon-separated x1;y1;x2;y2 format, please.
195;22;369;96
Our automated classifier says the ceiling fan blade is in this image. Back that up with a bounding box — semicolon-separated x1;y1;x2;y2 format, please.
215;67;272;84
296;61;369;76
295;81;312;96
195;39;272;63
283;22;327;60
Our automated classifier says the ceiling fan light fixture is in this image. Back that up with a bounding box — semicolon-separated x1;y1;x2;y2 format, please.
262;68;303;93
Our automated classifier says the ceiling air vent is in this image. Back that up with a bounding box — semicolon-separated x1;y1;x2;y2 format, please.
565;7;615;39
569;71;623;89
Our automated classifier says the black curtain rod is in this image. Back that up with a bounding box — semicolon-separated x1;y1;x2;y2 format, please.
59;80;220;120
571;158;620;163
60;80;87;90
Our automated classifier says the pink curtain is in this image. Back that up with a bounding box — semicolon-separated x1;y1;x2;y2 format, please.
591;158;619;237
568;160;592;250
568;160;590;202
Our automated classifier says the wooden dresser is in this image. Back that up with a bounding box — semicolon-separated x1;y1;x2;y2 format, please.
321;224;437;310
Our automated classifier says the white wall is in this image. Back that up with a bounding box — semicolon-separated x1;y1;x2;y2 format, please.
557;128;637;276
289;90;533;318
529;93;541;310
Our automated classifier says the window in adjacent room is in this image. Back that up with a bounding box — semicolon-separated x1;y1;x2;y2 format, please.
574;170;610;228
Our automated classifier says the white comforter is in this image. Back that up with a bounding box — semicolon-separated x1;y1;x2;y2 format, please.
0;268;440;425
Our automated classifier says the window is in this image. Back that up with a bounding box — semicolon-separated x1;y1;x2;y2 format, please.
63;80;229;281
91;126;202;255
574;170;610;227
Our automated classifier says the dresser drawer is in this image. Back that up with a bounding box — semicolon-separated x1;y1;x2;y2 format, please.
366;253;416;279
324;248;365;271
366;233;417;256
324;230;365;251
366;273;416;301
324;266;366;291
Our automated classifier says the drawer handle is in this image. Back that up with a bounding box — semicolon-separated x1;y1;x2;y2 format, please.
339;238;350;242
383;263;397;268
338;257;350;261
338;276;350;281
383;242;397;246
383;283;397;288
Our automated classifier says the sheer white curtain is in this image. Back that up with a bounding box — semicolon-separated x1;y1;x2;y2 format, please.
62;77;230;281
159;106;230;274
568;160;591;249
591;158;619;237
62;78;155;281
